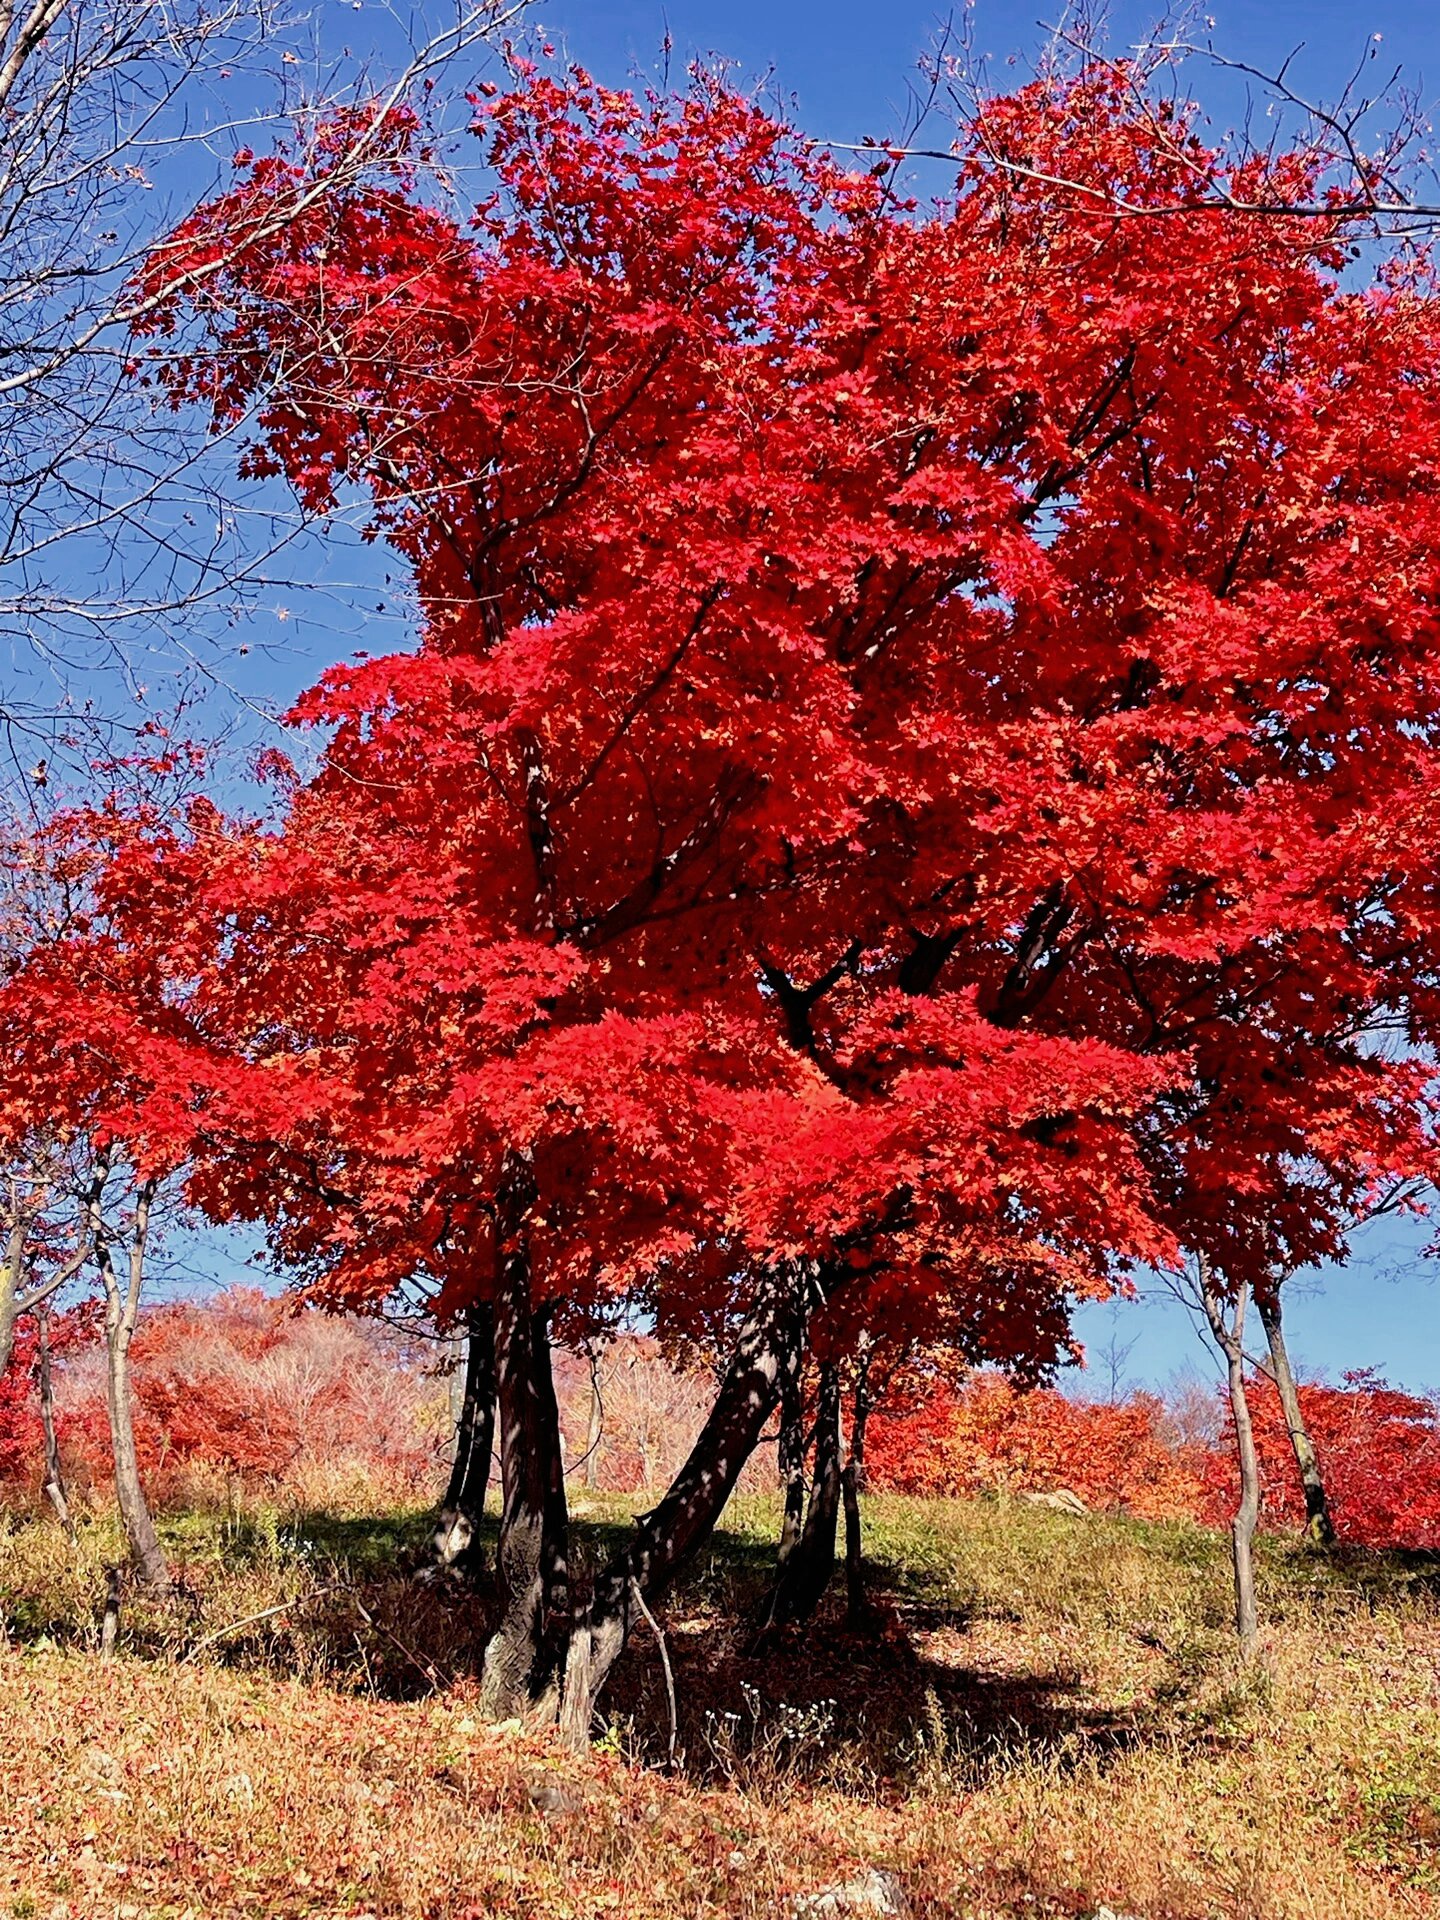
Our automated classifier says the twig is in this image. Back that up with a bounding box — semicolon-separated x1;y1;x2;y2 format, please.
631;1578;678;1771
348;1592;453;1694
178;1583;345;1664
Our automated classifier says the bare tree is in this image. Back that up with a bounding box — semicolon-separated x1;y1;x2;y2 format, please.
838;17;1440;234
84;1147;169;1592
0;0;525;758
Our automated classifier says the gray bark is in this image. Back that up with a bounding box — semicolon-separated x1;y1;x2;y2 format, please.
0;1205;22;1379
36;1302;74;1541
1200;1257;1260;1661
1257;1288;1335;1548
1;1174;90;1378
91;1163;169;1594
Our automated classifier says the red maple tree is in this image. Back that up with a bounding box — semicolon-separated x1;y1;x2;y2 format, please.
16;54;1437;1723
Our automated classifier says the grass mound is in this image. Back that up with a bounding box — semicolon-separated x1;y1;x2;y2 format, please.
2;1490;1438;1917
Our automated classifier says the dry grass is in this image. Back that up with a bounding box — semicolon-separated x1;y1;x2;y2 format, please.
2;1488;1439;1918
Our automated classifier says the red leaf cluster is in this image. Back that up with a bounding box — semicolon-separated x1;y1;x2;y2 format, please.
0;1319;42;1481
869;1368;1440;1550
1203;1370;1440;1550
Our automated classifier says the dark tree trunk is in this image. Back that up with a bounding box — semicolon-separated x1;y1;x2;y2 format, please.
431;1304;496;1577
759;1361;843;1633
1257;1289;1335;1548
775;1361;807;1572
842;1343;874;1628
559;1262;812;1748
478;1153;570;1720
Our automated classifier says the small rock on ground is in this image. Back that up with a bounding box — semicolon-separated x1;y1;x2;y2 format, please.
788;1868;909;1918
522;1772;586;1818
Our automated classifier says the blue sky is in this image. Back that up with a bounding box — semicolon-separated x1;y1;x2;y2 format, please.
143;1;1440;1393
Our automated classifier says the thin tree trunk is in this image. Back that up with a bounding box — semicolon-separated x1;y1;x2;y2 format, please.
2;1175;92;1377
775;1362;807;1572
843;1342;874;1628
92;1165;168;1594
583;1345;603;1492
1257;1288;1335;1548
1200;1257;1260;1661
478;1152;569;1721
431;1304;495;1577
99;1566;122;1658
36;1303;74;1543
0;1203;22;1379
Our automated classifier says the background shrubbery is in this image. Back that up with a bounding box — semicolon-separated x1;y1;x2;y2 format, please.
7;1288;1440;1551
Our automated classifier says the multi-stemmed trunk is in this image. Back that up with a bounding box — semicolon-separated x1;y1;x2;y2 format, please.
1257;1288;1335;1548
432;1304;496;1577
558;1262;813;1748
469;1249;821;1743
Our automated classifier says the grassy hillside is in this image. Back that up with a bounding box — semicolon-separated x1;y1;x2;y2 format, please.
3;1492;1439;1918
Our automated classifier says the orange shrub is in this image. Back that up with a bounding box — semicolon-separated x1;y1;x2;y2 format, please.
54;1288;447;1504
868;1372;1208;1520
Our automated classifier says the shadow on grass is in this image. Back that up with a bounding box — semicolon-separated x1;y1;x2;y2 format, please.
11;1492;1440;1793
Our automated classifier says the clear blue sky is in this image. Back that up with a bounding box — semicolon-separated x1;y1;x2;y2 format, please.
195;0;1440;1394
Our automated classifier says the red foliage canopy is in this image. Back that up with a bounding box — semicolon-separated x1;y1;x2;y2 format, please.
13;59;1440;1385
